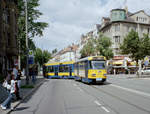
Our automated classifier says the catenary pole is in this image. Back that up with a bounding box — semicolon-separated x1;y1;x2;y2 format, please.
25;0;29;84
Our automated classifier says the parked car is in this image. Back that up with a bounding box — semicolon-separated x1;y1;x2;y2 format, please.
141;67;150;75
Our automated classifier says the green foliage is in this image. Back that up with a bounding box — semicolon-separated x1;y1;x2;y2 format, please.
52;48;58;54
80;38;96;58
80;33;113;59
140;34;150;56
120;30;142;62
17;0;48;68
34;48;52;66
120;30;150;63
95;33;113;59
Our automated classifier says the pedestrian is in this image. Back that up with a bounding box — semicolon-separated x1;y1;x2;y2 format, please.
2;70;12;93
15;70;22;100
13;64;18;80
17;70;22;88
31;66;36;84
1;74;16;110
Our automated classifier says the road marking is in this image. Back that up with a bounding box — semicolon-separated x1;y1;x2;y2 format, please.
94;100;102;106
101;106;110;112
73;84;77;86
111;84;150;97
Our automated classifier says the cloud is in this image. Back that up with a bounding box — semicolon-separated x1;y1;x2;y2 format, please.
34;0;150;52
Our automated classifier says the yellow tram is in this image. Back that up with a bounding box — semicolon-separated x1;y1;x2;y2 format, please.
74;56;107;83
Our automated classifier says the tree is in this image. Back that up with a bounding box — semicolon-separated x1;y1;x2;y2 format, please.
52;48;58;55
120;30;143;63
95;33;113;59
140;34;150;56
34;48;52;67
18;0;48;68
80;38;96;58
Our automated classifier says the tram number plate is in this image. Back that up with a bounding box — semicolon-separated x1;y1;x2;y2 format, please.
96;78;102;81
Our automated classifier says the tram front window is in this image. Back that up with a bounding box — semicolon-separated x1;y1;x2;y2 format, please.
90;61;105;69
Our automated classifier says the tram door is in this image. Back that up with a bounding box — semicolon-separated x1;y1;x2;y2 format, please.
69;65;72;76
54;66;58;76
85;61;88;78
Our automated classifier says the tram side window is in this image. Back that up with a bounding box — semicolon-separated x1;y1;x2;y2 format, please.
46;67;48;72
59;65;64;72
59;65;69;72
64;65;69;72
48;66;54;72
79;62;85;70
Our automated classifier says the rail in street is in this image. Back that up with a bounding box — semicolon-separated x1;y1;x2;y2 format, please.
10;75;150;114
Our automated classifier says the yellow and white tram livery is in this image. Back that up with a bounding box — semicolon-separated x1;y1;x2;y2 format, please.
74;56;107;83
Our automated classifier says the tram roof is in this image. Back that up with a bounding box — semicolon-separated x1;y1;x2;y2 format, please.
44;62;60;66
75;56;106;63
60;61;75;65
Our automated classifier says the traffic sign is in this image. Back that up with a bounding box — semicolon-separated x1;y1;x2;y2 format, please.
28;56;34;64
29;50;34;57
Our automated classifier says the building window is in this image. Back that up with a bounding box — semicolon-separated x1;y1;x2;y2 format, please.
126;26;129;32
133;26;136;31
137;17;147;22
141;28;144;33
148;28;150;34
136;17;138;21
114;36;120;43
115;24;120;32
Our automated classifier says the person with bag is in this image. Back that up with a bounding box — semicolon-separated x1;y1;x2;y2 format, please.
15;69;22;100
1;74;16;110
2;70;12;91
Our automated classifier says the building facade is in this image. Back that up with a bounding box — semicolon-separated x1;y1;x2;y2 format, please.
0;0;18;77
100;9;150;55
51;44;79;62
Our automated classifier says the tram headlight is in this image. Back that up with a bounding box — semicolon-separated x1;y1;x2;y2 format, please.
104;74;107;76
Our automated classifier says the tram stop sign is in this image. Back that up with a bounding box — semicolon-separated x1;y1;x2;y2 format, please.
28;50;34;64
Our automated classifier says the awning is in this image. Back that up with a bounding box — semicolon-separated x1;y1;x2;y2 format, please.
113;60;124;65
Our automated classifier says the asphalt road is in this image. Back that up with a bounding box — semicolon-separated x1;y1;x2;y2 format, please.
11;76;150;114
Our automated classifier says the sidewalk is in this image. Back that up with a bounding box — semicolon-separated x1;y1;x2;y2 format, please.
107;74;150;79
0;75;45;114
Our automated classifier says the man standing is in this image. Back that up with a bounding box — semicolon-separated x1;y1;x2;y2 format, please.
13;64;18;80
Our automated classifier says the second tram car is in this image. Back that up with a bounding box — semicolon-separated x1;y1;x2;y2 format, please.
43;61;74;79
58;61;75;79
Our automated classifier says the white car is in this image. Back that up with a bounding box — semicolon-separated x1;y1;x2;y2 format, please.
141;67;150;75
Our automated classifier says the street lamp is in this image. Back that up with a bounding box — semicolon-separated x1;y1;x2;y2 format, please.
24;0;29;84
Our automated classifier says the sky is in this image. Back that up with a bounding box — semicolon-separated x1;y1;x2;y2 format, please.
34;0;150;52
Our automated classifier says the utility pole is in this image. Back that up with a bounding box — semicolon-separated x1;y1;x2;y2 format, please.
25;0;29;84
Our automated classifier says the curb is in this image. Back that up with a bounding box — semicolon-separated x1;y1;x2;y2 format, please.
6;79;45;114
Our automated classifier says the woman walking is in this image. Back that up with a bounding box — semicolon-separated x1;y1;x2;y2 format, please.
1;74;16;110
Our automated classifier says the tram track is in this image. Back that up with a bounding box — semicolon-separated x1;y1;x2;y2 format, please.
75;80;150;114
89;84;150;114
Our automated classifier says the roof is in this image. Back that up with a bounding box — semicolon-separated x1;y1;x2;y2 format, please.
129;10;150;17
102;17;110;20
45;62;60;66
60;61;75;65
100;19;150;31
111;9;126;12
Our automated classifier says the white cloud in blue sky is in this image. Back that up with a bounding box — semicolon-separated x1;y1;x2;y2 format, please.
34;0;150;52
